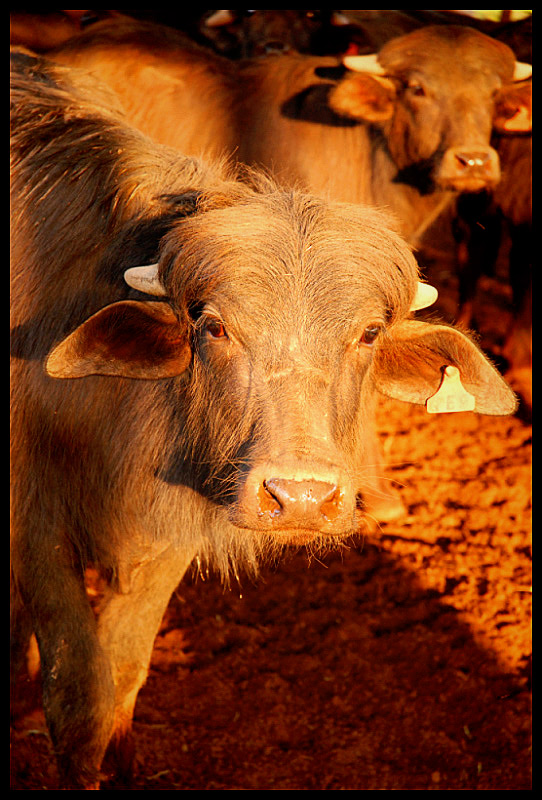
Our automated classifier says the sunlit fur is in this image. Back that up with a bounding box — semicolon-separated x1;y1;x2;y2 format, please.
151;182;419;577
11;52;417;591
11;49;514;789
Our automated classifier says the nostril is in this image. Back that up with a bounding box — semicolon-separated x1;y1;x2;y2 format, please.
320;485;343;522
258;480;283;518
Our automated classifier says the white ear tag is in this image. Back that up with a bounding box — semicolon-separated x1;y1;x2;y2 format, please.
426;366;476;414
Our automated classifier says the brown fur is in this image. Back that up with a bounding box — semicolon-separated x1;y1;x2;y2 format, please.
10;51;516;789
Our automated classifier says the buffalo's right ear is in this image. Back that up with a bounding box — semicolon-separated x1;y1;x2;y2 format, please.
493;80;532;133
46;300;191;379
328;72;396;123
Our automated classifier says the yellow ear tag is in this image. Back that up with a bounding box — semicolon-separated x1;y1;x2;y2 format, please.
426;366;476;414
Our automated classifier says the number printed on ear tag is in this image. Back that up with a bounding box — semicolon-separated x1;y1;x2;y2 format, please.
426;366;476;414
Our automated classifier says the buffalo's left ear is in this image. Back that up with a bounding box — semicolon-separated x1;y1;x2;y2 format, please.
46;300;191;379
328;71;396;123
371;319;517;415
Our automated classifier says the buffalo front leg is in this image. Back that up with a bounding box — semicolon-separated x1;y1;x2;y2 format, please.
96;544;196;785
15;538;115;790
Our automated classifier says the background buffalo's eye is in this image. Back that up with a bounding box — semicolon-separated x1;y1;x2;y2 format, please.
360;324;382;346
408;82;426;97
205;319;227;339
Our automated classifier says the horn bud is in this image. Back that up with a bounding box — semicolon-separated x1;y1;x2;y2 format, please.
513;61;532;81
124;264;167;296
204;10;236;28
343;53;386;75
410;282;438;312
331;12;350;26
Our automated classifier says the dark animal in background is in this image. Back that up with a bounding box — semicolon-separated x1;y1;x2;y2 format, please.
452;78;531;411
196;8;352;58
10;51;517;789
49;19;531;246
454;79;532;327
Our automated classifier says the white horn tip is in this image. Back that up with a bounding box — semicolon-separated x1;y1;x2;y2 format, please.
124;264;167;296
514;61;532;82
342;53;386;75
205;10;236;28
331;12;350;26
411;282;438;312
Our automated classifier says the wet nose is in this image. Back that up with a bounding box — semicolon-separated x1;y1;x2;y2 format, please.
262;478;343;527
454;150;492;169
231;467;356;535
438;145;500;191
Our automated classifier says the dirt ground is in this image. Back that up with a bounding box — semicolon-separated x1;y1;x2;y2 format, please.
10;244;531;790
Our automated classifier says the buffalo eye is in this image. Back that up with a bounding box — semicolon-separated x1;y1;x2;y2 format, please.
205;318;227;339
408;81;426;97
360;324;383;346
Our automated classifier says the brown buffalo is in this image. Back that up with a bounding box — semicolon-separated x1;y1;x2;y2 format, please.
49;19;531;244
10;52;516;789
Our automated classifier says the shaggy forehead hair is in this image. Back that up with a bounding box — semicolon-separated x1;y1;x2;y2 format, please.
161;183;420;328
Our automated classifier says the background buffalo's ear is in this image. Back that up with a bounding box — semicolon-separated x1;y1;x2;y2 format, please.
46;300;191;379
328;72;395;122
371;320;517;415
493;80;532;133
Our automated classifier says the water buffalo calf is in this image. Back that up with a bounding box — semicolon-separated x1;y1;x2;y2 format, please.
10;52;516;789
